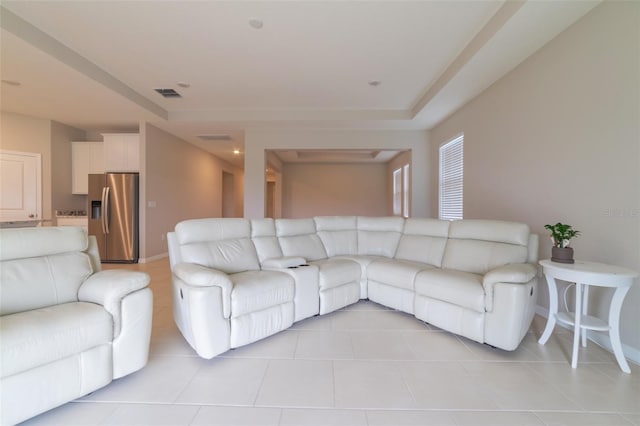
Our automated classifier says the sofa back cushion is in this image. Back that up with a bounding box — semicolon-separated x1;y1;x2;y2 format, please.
395;218;450;267
314;216;358;257
251;218;283;263
442;220;530;275
175;218;260;274
276;218;327;261
357;216;404;258
0;227;93;316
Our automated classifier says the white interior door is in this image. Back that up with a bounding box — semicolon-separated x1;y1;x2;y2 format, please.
0;150;42;222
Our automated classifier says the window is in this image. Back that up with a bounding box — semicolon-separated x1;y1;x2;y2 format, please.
393;168;402;216
403;164;410;218
439;134;463;221
393;164;410;218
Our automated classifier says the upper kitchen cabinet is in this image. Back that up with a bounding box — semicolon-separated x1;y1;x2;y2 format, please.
102;133;140;172
71;142;104;194
0;150;42;223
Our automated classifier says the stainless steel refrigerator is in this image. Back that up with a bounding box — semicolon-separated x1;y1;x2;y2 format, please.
88;173;139;263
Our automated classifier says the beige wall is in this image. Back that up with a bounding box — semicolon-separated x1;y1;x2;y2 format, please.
282;162;387;218
50;121;86;214
1;113;87;222
430;2;640;358
245;129;431;219
1;112;53;222
141;123;244;260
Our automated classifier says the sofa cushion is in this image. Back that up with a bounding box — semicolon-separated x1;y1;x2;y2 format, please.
442;220;530;275
367;258;434;291
414;269;485;313
447;219;530;246
314;216;358;257
251;219;283;263
311;259;361;291
181;239;260;274
356;216;404;257
175;218;261;274
395;218;450;267
0;226;87;261
0;302;112;378
230;271;294;318
0;252;93;316
175;218;251;244
276;219;327;261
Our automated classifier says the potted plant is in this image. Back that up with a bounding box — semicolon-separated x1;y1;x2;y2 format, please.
544;222;580;264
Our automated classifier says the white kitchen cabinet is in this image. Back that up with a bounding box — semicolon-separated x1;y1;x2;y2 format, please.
102;133;140;172
0;150;42;223
71;142;104;194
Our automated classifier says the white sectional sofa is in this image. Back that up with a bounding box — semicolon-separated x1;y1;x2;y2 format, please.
0;227;153;425
167;216;539;359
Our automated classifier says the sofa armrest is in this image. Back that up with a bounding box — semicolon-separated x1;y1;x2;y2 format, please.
172;262;233;318
78;269;150;337
483;263;537;312
262;256;307;269
173;263;233;289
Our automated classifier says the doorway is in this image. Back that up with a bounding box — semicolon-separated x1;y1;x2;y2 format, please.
266;181;276;218
222;171;235;217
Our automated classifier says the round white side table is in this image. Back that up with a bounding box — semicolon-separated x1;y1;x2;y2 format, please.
538;259;638;373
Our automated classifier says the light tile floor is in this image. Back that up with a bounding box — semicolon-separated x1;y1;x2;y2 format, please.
22;259;640;426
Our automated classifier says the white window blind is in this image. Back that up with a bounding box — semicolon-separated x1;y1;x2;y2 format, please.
439;135;463;221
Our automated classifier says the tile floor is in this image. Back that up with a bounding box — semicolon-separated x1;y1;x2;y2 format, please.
22;259;640;426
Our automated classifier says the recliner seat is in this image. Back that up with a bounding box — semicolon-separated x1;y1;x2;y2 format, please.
0;227;153;425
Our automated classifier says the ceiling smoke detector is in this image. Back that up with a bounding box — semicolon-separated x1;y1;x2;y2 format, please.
248;18;263;29
154;88;182;98
197;134;233;142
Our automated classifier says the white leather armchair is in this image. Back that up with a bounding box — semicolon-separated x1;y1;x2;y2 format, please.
0;227;153;425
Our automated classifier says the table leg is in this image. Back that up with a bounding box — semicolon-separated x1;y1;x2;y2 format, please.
581;284;589;348
571;283;582;369
538;274;558;345
609;286;631;373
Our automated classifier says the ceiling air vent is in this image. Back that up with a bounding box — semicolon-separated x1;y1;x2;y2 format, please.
197;134;232;142
154;88;181;98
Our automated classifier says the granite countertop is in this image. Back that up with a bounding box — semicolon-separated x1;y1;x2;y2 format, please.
56;210;87;218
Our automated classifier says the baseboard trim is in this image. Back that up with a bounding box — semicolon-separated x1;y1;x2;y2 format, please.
535;305;640;367
139;252;168;264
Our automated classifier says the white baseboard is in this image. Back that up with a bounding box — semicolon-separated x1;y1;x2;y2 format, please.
139;252;168;263
535;305;640;367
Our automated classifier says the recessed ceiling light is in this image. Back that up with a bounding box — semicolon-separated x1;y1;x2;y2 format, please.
176;81;190;88
249;18;263;29
2;80;21;86
368;80;381;87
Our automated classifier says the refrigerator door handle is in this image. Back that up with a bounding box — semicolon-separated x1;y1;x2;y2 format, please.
102;187;110;234
100;187;106;234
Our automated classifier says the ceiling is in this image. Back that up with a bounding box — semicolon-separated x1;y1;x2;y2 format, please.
0;1;599;168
